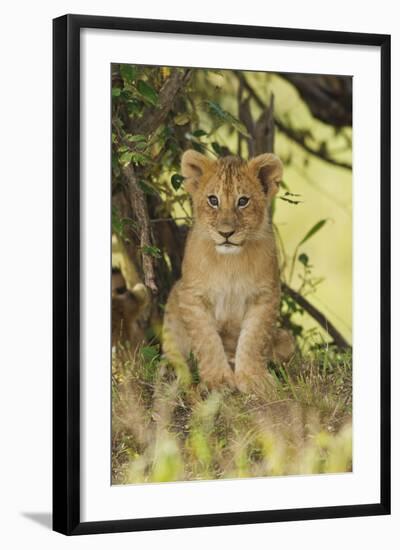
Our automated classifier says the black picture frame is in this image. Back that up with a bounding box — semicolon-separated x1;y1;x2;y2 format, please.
53;14;391;536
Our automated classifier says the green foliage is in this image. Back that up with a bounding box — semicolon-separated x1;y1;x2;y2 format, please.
205;100;250;137
137;79;159;106
211;141;224;155
279;191;303;205
298;252;309;266
171;174;184;190
126;134;147;143
298;219;328;247
142;245;162;258
112;207;137;238
120;64;138;85
287;219;328;286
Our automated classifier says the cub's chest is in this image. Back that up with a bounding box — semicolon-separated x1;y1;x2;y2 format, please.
207;283;255;324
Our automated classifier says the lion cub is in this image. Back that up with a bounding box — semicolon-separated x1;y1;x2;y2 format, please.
162;150;294;392
112;268;148;354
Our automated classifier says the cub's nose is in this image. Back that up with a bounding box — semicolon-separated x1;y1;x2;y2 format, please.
218;230;235;239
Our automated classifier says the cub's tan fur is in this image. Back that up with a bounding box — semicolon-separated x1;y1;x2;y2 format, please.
112;268;148;354
162;150;294;392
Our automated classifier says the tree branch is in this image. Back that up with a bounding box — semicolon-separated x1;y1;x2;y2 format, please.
122;163;158;294
133;68;192;136
234;71;352;171
278;73;352;128
282;283;350;349
114;69;193;295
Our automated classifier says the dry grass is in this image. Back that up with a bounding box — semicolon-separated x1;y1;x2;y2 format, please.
112;344;352;484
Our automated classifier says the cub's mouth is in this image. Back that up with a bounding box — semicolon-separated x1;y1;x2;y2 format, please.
219;241;239;247
216;240;243;254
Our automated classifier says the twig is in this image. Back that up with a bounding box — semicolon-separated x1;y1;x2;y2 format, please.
133;68;192;136
275;119;352;170
122;163;158;294
234;71;352;171
282;283;350;349
149;217;191;223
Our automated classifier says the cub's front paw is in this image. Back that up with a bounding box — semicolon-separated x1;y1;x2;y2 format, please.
200;364;235;390
272;328;296;363
235;368;275;395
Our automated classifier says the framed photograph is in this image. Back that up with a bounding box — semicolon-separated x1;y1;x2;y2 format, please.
53;14;391;535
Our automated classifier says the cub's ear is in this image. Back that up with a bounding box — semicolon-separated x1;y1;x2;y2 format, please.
131;283;149;309
181;150;214;194
249;153;283;198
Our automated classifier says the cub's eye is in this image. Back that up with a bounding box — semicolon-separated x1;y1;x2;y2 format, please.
207;195;219;208
237;196;250;208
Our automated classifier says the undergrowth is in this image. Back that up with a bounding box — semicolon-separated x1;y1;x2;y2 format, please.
112;344;352;484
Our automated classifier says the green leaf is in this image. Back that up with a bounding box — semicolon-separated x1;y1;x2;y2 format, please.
278;196;302;205
174;113;191;126
192;142;205;153
206;100;226;118
192;129;207;138
127;99;142;116
211;141;228;157
119;151;133;167
211;142;223;155
112;87;121;97
298;219;327;247
142;245;162;258
284;191;301;197
137;80;159;106
229;118;251;138
134;141;148;151
127;134;147;142
298;253;309;266
171;174;184;190
120;64;137;84
131;152;151;166
205;100;250;137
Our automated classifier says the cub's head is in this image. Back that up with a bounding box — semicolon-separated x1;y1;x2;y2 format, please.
181;150;283;254
112;268;148;317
